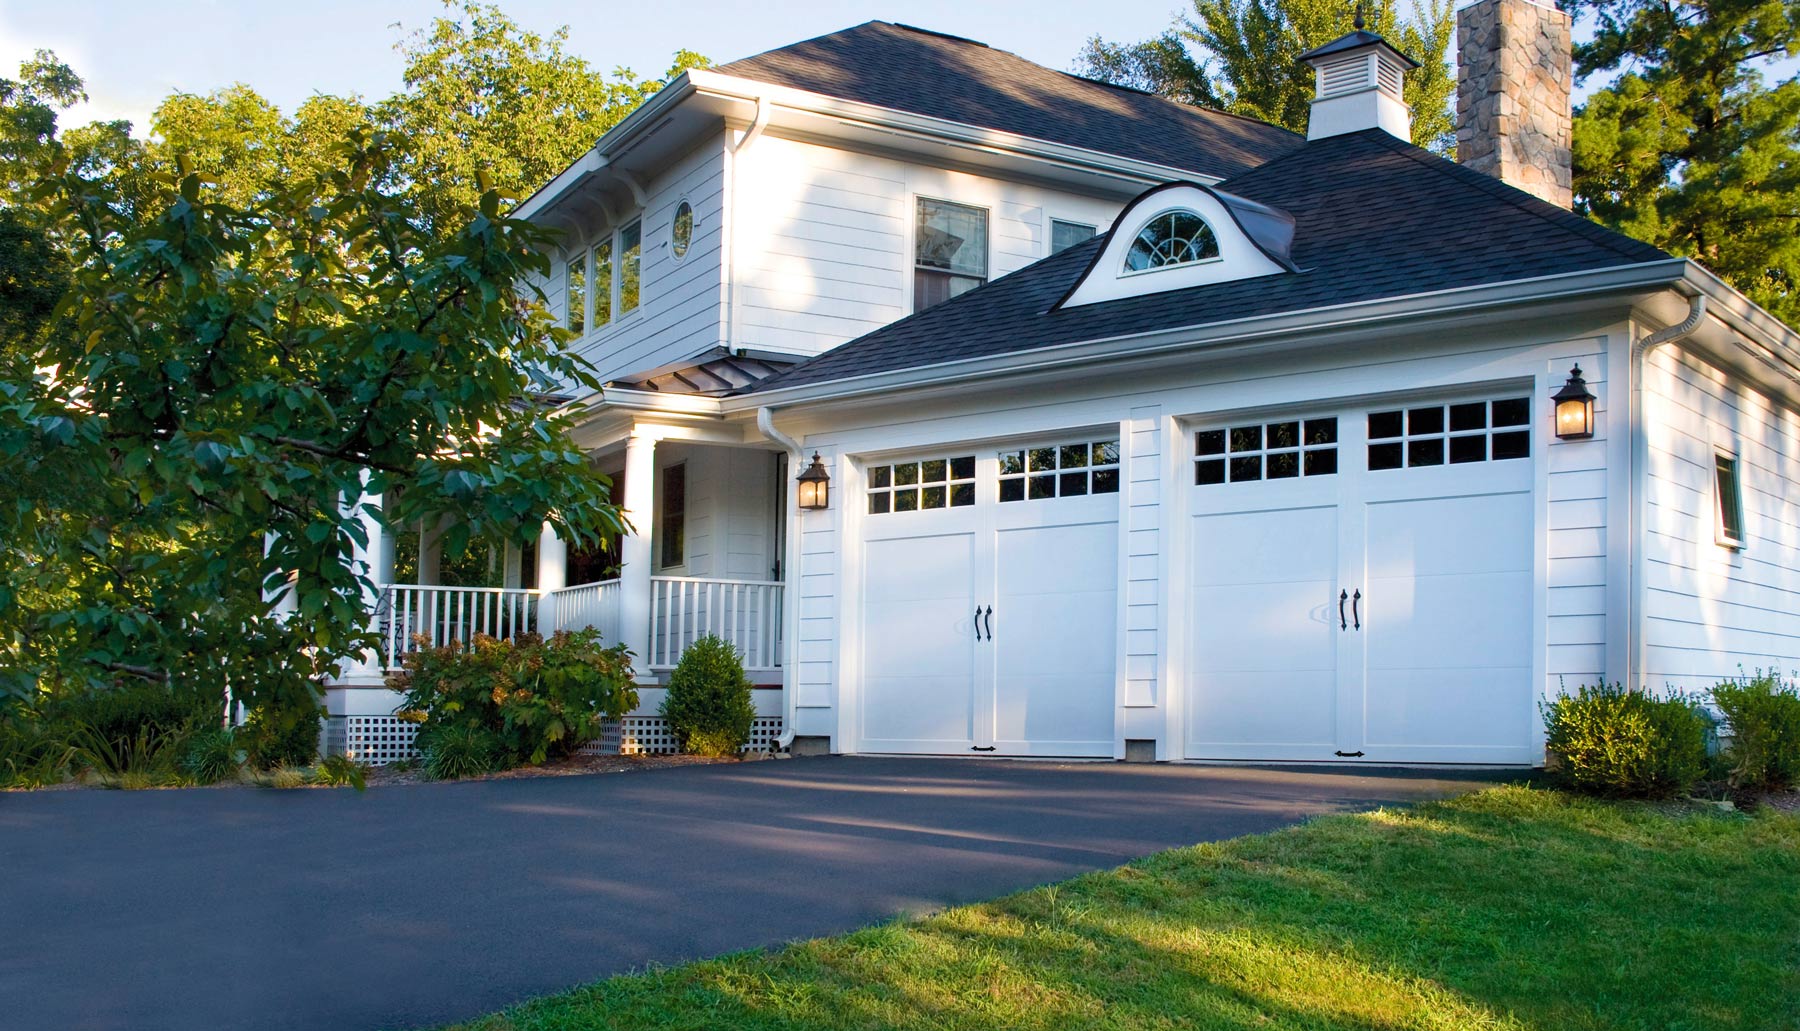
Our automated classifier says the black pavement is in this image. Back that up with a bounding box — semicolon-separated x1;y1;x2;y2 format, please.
0;757;1505;1031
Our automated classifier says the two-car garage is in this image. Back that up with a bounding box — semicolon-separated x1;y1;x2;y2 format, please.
850;393;1540;766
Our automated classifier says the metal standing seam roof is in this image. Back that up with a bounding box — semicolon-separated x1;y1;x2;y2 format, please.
716;20;1304;181
744;129;1672;393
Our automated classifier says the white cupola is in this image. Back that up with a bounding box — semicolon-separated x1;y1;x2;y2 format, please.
1299;27;1419;141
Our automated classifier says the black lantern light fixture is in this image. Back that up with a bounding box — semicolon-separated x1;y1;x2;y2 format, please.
1552;365;1597;441
796;452;831;511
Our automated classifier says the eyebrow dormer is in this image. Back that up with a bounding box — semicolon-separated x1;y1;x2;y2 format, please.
1057;182;1300;309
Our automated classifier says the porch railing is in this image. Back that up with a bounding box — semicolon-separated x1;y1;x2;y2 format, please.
649;576;784;671
381;584;539;671
547;578;623;641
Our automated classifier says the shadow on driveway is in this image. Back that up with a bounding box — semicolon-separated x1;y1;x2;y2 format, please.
0;757;1510;1031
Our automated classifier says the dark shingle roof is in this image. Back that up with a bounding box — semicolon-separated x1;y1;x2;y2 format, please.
716;21;1302;180
609;346;800;397
749;130;1670;392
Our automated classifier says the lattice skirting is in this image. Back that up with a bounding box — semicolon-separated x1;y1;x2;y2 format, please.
580;716;786;756
329;713;784;764
336;715;420;766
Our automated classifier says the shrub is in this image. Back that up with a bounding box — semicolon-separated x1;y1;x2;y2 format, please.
0;703;73;788
661;635;755;758
1712;672;1800;791
314;753;368;791
421;725;503;780
70;722;189;788
42;684;213;758
181;726;245;785
1543;682;1710;798
392;629;637;772
240;693;324;770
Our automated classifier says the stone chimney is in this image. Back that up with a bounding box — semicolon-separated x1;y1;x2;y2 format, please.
1456;0;1573;208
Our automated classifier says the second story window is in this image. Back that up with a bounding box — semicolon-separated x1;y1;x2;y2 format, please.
565;253;587;334
592;238;614;328
620;220;643;314
915;198;987;313
1051;219;1096;255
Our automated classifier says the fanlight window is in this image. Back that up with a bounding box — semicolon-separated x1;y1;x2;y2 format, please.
1124;210;1220;272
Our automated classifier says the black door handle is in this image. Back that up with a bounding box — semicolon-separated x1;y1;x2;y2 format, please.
983;605;993;640
1334;750;1364;758
973;606;983;641
971;745;996;752
1352;589;1362;631
1338;589;1347;630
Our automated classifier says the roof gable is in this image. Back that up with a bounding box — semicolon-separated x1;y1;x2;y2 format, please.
716;21;1303;181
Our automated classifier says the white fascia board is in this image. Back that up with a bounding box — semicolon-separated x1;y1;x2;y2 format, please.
573;387;725;418
723;258;1691;412
1677;263;1800;394
685;69;1219;188
511;73;700;222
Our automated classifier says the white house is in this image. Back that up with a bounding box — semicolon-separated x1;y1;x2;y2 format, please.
328;3;1800;767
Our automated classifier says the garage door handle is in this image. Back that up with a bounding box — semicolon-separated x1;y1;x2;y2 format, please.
1338;590;1347;630
973;606;984;641
983;605;993;640
1352;589;1362;631
1335;750;1364;758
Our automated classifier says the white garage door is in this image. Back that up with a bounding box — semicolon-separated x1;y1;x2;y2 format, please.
858;442;1120;756
1186;396;1537;764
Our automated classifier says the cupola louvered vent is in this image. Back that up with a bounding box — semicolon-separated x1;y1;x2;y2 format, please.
1318;54;1373;99
1299;30;1419;140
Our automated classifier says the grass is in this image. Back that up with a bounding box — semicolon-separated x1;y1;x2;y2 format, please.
447;786;1800;1031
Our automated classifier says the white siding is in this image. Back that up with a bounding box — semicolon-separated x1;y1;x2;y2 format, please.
1123;405;1162;713
1544;344;1612;697
1641;344;1800;691
552;135;729;385
652;444;778;580
733;134;1122;357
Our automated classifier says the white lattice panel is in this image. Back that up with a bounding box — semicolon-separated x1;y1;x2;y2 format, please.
579;716;786;755
343;716;420;766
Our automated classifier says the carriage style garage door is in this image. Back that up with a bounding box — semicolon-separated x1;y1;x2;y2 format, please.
858;441;1121;756
1186;395;1538;764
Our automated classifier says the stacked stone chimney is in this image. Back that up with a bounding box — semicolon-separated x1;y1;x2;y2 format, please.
1455;0;1573;209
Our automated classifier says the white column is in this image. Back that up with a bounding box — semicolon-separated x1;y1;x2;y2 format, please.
619;429;658;673
502;542;523;589
417;516;448;585
535;522;567;633
342;483;388;679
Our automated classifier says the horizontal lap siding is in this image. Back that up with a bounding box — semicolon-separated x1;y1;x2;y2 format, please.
559;136;728;385
1642;345;1800;692
735;135;1123;359
1546;346;1611;695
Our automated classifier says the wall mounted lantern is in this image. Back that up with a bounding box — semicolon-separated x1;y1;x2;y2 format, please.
1552;365;1597;441
796;452;831;511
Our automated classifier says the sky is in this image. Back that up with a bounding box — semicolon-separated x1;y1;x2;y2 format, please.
4;0;1794;137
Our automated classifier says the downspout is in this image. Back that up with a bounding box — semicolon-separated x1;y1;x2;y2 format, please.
724;96;772;352
757;405;804;750
1628;294;1706;690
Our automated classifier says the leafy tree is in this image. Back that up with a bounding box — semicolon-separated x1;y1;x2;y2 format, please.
1566;0;1800;323
381;1;709;229
1077;0;1457;153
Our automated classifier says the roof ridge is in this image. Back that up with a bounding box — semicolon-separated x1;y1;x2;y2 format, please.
1054;69;1304;138
1361;130;1666;262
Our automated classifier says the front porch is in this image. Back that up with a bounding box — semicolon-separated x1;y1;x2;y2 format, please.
326;427;795;762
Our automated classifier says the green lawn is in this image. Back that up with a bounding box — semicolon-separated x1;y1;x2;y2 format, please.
451;787;1800;1031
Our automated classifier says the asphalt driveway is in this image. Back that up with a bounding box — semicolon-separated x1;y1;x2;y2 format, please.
0;757;1505;1031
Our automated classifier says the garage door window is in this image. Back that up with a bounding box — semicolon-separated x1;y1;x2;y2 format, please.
999;440;1120;502
1368;397;1529;471
867;456;976;514
1195;418;1338;485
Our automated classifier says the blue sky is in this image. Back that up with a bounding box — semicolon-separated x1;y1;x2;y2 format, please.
4;1;1793;136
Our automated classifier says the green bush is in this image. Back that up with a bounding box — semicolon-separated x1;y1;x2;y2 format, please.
1712;672;1800;791
422;725;503;780
180;726;245;785
0;702;74;788
42;684;213;757
392;629;638;773
240;702;322;770
661;635;755;758
1543;682;1710;798
314;752;369;791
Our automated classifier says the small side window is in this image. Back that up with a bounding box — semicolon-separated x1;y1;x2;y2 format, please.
565;253;587;334
1050;219;1095;255
1714;449;1745;549
660;462;686;568
672;201;693;259
619;220;643;314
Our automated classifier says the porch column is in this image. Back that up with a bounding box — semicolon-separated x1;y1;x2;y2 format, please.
619;429;658;673
535;522;567;633
417;516;447;585
342;482;387;680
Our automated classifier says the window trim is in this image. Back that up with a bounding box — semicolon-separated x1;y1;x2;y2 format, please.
911;194;990;313
1120;207;1223;278
1713;442;1746;550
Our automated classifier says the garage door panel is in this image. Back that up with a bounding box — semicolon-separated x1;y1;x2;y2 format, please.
1193;507;1337;586
1192;581;1337;671
861;533;977;751
1364;570;1532;670
993;521;1116;754
1186;671;1338;754
1363;667;1534;751
1366;492;1532;578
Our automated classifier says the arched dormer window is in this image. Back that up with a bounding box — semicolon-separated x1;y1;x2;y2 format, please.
1124;210;1220;273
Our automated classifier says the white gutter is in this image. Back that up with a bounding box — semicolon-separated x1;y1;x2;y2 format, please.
1628;294;1707;691
756;406;804;750
511;73;700;221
